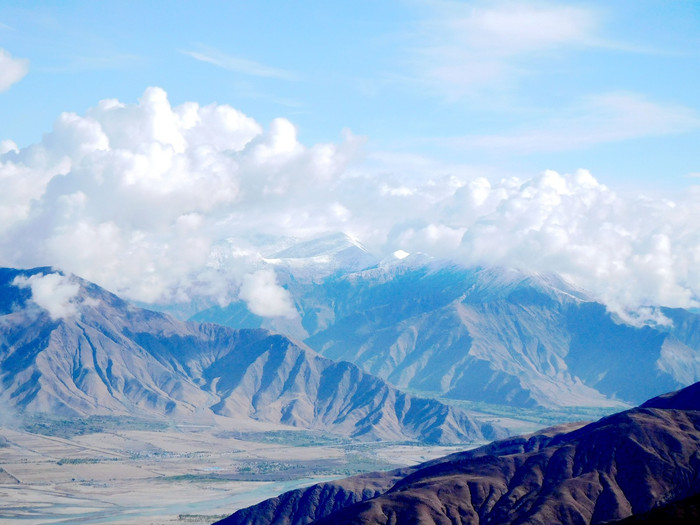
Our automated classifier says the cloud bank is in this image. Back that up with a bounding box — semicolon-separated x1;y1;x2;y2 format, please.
0;87;699;319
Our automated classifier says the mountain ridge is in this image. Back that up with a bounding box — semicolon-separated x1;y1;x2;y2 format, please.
0;267;500;444
193;258;697;409
215;381;700;525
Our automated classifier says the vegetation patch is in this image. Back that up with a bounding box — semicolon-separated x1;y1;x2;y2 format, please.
160;474;231;483
433;396;621;427
22;414;168;438
56;457;119;465
219;429;355;447
178;514;229;523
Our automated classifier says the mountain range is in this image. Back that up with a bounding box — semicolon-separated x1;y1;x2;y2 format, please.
191;233;700;409
3;245;700;523
215;381;700;525
0;267;500;444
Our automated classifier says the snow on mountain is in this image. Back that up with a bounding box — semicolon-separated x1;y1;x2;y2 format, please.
263;232;379;279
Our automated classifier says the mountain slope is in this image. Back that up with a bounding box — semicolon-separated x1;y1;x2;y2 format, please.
0;267;499;443
216;381;700;525
608;492;700;524
193;260;697;408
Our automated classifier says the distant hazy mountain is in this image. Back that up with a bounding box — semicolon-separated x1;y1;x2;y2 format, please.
216;381;700;525
193;255;700;409
263;232;379;279
0;267;500;444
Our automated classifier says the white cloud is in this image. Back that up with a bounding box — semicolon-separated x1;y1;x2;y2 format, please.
0;48;28;92
0;140;18;155
12;273;80;320
238;269;297;319
455;170;700;313
2;86;700;320
444;1;597;53
412;1;600;98
0;87;360;303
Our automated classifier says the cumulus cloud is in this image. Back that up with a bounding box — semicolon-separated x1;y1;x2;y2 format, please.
454;170;700;314
0;48;28;92
1;86;700;320
0;87;361;303
13;273;80;320
238;269;297;319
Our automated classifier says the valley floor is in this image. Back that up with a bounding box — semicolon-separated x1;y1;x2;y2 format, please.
0;418;472;525
0;403;616;525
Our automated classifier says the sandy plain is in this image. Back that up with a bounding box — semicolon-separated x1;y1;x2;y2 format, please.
0;418;470;525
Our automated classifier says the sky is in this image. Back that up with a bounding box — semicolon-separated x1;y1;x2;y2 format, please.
1;1;700;321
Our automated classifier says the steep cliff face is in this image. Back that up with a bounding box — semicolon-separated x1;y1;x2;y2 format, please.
0;267;499;443
216;382;700;525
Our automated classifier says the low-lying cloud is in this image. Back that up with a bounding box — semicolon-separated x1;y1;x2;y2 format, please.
239;269;298;319
0;86;699;319
13;272;80;320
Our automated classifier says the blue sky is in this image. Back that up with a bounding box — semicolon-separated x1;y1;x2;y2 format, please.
1;1;700;317
2;1;699;190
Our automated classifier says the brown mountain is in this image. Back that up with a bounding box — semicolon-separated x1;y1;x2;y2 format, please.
194;260;700;410
607;492;700;524
216;382;700;525
0;267;501;444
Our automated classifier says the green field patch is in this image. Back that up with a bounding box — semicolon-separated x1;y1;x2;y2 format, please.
22;414;169;438
56;457;119;465
219;429;355;447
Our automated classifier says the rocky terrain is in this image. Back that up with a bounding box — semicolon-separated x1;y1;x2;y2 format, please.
0;267;501;444
216;381;700;524
193;241;700;409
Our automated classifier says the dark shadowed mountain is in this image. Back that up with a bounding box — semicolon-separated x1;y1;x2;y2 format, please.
215;381;700;525
607;492;700;524
192;254;700;409
0;267;500;443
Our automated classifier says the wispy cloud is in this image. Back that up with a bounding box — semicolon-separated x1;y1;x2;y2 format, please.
409;1;612;99
446;92;700;153
181;45;299;81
